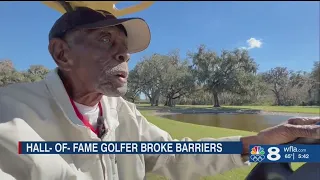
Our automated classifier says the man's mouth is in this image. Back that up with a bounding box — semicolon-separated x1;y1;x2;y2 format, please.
114;71;128;83
115;71;128;78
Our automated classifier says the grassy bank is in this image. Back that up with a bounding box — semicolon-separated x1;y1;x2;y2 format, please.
140;109;304;180
137;104;319;115
224;105;319;114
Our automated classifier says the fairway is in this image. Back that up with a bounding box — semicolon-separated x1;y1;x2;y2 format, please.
138;104;320;115
224;105;320;115
139;109;305;180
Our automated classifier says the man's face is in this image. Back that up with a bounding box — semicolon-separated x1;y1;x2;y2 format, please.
63;26;130;97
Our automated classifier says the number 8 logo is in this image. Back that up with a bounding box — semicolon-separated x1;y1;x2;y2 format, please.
267;147;281;161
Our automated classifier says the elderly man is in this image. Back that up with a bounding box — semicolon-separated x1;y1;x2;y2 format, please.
0;6;319;180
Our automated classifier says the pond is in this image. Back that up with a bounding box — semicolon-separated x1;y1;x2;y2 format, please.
162;113;318;132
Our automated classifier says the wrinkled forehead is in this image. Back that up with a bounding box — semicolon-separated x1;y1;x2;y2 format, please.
65;25;128;44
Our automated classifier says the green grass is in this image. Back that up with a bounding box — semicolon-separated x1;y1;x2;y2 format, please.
140;109;304;180
137;104;320;115
224;105;319;114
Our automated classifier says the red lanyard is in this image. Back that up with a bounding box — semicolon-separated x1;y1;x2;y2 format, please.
69;97;103;135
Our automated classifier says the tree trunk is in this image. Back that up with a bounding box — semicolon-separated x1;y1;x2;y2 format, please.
150;89;160;106
213;92;220;107
150;97;155;106
164;100;168;106
155;90;160;106
150;97;160;106
275;93;281;105
167;98;174;107
164;96;170;106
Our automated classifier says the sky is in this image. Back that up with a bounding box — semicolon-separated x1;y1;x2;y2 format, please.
0;1;319;73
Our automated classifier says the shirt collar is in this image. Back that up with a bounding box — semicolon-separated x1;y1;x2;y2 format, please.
44;68;119;133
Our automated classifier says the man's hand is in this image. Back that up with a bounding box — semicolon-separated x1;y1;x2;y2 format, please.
241;117;320;155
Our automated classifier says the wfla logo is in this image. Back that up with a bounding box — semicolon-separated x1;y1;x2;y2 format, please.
250;146;265;162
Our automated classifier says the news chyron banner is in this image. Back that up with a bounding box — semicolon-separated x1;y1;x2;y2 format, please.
18;141;243;154
249;144;320;163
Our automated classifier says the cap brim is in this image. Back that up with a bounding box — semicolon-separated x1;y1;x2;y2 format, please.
77;18;151;54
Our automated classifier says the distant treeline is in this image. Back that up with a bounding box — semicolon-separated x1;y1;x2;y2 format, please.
1;45;319;107
124;46;320;107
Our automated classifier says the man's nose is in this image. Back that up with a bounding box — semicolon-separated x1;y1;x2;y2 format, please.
115;52;130;62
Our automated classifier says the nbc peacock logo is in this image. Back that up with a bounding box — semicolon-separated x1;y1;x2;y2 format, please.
251;146;265;155
250;146;265;162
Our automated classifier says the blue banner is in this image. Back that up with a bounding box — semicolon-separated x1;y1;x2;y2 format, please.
249;144;320;163
18;141;243;154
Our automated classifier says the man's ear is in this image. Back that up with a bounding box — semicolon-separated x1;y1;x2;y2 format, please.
48;38;74;71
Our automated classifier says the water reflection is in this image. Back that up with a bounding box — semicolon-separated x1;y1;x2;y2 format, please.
162;113;317;132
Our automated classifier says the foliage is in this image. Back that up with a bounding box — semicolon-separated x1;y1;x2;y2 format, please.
0;60;50;87
188;45;258;107
124;67;141;103
1;52;318;107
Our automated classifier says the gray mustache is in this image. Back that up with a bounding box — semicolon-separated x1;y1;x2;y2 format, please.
104;63;128;75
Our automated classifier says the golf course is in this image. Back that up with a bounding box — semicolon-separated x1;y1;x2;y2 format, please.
140;105;319;180
1;1;318;179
